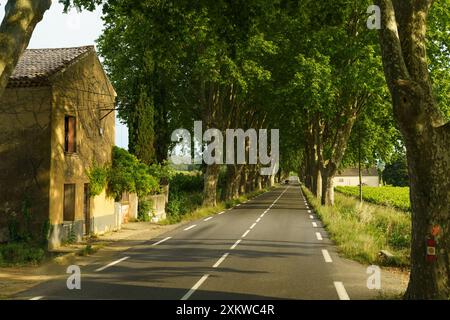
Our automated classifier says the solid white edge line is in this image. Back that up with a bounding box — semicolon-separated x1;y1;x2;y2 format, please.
230;239;241;250
213;253;229;268
181;274;210;300
184;225;197;231
204;217;213;222
312;222;318;227
316;232;323;241
152;236;172;246
250;223;257;229
30;296;44;300
322;249;333;263
95;256;129;272
334;282;350;300
242;229;251;238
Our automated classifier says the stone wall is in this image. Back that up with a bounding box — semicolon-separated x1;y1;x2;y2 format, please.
0;87;53;242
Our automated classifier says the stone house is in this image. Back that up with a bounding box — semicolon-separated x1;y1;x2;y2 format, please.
333;167;380;187
0;46;118;249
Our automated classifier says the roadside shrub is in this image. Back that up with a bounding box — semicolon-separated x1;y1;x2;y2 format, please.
0;243;45;266
169;173;203;194
138;199;153;222
108;147;160;200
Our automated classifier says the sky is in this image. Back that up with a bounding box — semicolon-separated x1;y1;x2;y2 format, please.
0;1;129;149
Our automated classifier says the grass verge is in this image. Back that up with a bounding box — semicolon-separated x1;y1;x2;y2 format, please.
302;186;411;268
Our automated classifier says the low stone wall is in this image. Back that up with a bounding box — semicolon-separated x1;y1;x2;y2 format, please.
147;194;166;223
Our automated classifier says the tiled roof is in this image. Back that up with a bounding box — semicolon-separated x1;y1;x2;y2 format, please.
7;46;94;87
336;167;378;177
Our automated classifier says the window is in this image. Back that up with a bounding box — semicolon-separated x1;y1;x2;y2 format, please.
63;184;76;221
64;115;77;153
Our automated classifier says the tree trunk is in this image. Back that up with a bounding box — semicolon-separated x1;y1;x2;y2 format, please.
0;0;51;98
203;163;220;207
312;165;322;199
377;0;450;299
321;172;335;206
225;164;243;200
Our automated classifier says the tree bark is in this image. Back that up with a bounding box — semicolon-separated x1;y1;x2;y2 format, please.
377;0;450;299
0;0;51;98
203;163;220;207
225;164;243;200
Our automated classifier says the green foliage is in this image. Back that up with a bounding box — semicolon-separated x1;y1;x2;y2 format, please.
303;187;410;267
169;173;203;194
383;153;409;187
0;243;46;266
108;147;160;200
87;164;109;197
137;199;153;222
335;186;411;212
148;161;175;185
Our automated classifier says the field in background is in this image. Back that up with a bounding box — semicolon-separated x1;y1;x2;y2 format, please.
335;186;410;212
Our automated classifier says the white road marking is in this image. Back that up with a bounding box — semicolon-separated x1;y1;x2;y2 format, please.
256;218;261;222
312;222;318;227
204;217;213;222
218;211;225;215
309;215;314;219
260;213;265;218
230;239;241;250
242;229;251;238
316;232;323;241
152;237;172;246
213;253;229;268
184;225;197;231
334;282;350;300
236;204;241;207
181;274;210;300
308;210;312;213
95;256;129;272
322;249;333;263
250;223;257;229
30;296;44;300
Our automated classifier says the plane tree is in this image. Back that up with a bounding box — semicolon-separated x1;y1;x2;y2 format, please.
376;0;450;299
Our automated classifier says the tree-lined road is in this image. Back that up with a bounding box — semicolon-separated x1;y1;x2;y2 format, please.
18;184;395;300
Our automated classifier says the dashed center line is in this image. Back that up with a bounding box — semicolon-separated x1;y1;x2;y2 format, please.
95;256;129;272
184;225;197;231
312;222;318;227
213;253;229;268
316;232;323;241
334;282;350;300
242;229;251;238
256;218;261;222
181;274;210;300
204;217;213;222
322;249;333;263
309;215;314;219
250;223;257;229
152;237;171;246
230;239;241;250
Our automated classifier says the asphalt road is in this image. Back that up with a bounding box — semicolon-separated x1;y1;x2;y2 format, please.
17;184;386;300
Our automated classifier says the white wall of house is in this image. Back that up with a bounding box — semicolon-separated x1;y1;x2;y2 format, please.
333;176;379;187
